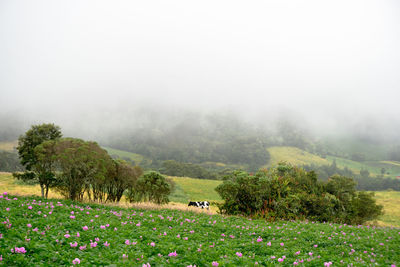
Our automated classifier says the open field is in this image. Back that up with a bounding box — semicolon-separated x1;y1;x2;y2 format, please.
265;146;329;167
373;191;400;227
169;176;222;203
1;194;399;266
1;172;399;227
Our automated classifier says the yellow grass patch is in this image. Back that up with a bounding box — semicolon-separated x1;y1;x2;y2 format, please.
0;140;18;152
372;191;400;227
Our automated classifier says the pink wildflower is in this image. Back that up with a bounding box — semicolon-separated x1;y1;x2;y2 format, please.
168;251;178;257
236;252;242;257
212;261;219;266
82;226;88;231
72;258;80;265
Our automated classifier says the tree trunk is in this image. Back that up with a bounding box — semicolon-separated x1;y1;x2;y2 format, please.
40;184;45;198
45;186;49;199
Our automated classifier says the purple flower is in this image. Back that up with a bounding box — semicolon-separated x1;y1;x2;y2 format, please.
150;242;155;247
103;241;110;247
72;258;80;265
212;261;219;266
82;226;88;231
236;252;242;257
64;234;71;238
70;242;78;248
278;258;284;262
256;237;263;242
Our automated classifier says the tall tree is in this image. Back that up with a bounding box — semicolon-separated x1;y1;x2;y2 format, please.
15;123;62;198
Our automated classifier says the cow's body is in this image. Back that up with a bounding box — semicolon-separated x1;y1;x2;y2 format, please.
188;201;210;210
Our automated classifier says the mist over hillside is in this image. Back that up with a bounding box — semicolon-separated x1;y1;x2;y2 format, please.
1;0;400;167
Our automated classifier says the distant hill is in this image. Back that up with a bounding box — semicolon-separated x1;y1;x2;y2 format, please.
267;146;400;179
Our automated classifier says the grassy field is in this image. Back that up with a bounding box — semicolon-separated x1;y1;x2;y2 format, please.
373;191;400;227
170;176;222;203
102;146;146;165
1;172;399;227
266;146;329;167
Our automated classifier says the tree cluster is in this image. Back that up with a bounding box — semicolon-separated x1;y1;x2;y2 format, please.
216;163;383;225
14;124;171;204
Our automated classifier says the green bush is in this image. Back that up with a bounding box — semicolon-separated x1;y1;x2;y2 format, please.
216;163;383;224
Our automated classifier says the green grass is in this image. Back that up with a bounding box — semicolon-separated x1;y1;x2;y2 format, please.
102;147;145;165
170;176;222;203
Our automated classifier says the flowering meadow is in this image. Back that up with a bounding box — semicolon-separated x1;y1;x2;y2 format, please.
0;192;399;266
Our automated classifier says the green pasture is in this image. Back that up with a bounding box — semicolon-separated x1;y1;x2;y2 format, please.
102;146;146;165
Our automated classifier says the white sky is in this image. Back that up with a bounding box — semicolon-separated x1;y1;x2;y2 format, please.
0;0;399;135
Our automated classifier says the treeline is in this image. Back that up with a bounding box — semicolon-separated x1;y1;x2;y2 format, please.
216;163;383;225
160;160;220;180
13;123;172;204
106;114;271;172
302;161;400;191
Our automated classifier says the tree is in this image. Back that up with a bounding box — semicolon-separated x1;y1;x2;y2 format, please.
52;138;113;202
131;171;171;204
106;160;143;202
15;123;62;198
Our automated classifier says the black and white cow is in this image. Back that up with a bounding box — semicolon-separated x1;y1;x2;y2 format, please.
188;201;210;210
